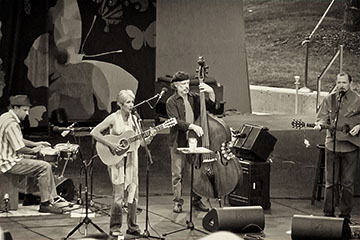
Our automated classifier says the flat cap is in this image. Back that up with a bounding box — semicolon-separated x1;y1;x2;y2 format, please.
9;95;32;107
171;71;190;83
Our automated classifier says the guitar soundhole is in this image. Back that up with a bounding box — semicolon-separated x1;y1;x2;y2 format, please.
119;139;129;148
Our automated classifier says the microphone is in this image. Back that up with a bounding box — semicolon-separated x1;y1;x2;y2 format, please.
338;89;346;101
152;87;168;108
158;87;168;99
53;122;76;137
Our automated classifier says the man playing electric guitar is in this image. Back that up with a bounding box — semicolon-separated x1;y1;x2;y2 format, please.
314;72;360;222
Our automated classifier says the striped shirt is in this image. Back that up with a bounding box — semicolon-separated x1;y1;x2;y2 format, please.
0;110;25;173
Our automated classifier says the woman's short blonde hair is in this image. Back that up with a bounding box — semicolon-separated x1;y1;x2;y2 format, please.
117;89;135;107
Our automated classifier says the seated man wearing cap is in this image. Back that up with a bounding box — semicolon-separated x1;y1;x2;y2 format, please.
166;71;216;213
0;95;63;214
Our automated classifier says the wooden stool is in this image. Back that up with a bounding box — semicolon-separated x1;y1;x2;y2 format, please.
311;144;325;205
0;173;19;210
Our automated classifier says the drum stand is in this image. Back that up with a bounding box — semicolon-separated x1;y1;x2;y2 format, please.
64;154;106;239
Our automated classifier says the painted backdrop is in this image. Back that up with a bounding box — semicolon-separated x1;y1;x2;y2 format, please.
0;0;156;127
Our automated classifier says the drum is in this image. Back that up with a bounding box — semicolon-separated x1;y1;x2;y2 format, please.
55;143;80;161
38;147;60;167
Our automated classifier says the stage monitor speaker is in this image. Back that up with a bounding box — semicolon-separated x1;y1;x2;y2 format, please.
233;124;277;161
202;206;264;233
291;215;351;240
55;176;75;201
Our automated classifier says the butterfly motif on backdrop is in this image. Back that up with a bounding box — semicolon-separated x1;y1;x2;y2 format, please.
24;0;139;121
93;0;153;32
126;21;156;50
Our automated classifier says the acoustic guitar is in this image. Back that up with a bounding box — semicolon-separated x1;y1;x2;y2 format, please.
291;118;360;147
96;118;177;166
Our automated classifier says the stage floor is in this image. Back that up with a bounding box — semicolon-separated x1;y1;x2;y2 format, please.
1;195;359;240
2;113;360;239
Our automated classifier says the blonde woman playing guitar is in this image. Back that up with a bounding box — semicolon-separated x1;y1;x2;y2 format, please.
90;89;156;238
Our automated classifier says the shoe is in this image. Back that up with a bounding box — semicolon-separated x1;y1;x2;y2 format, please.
53;196;73;208
126;229;141;236
22;194;40;206
193;200;209;212
109;230;122;238
39;202;63;214
173;202;182;213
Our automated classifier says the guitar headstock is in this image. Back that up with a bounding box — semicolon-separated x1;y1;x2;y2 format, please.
291;119;305;129
163;118;178;128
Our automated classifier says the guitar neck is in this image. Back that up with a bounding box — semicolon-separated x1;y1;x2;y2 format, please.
306;123;342;131
128;124;165;143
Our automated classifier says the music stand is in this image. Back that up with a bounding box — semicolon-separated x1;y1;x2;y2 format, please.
162;147;211;237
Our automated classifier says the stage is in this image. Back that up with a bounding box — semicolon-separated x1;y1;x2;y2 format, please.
1;113;360;239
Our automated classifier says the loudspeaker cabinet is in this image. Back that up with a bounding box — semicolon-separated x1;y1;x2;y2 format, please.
233;124;277;162
228;159;271;209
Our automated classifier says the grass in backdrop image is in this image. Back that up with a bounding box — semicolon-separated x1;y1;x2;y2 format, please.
244;0;360;92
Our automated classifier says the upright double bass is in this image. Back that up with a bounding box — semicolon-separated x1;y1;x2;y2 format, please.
192;56;243;205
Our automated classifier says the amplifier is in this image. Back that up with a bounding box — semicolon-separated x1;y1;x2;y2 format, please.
233;124;277;162
228;159;270;209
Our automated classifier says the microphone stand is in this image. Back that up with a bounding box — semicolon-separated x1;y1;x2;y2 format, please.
133;94;160;110
131;109;164;240
331;93;343;217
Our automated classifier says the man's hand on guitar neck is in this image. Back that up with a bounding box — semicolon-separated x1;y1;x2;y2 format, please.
349;124;360;136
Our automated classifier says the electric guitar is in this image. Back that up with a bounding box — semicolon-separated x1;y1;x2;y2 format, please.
96;118;177;166
291;118;360;147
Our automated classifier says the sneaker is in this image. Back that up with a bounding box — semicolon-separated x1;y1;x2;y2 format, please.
126;229;141;236
39;202;63;214
173;202;182;213
109;230;122;238
22;194;40;206
192;200;209;212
